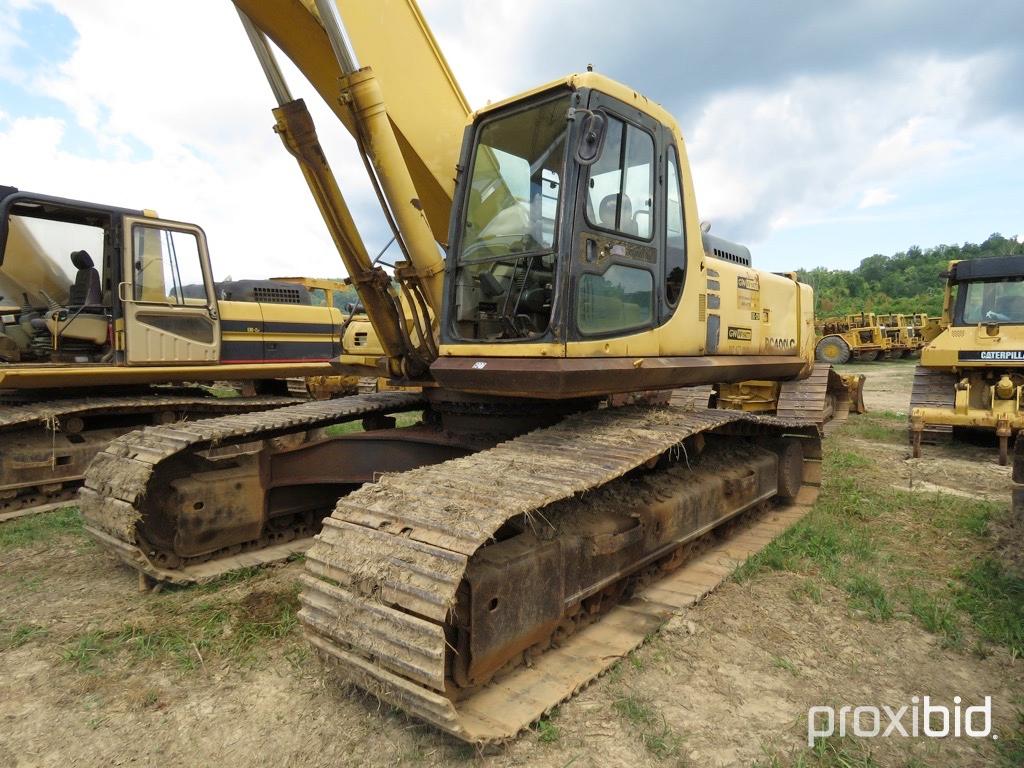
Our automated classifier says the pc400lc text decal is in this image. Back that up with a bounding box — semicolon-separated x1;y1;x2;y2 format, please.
763;336;796;352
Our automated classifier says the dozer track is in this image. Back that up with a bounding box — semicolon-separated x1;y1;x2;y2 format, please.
80;391;426;586
0;394;295;523
299;405;821;744
908;366;956;443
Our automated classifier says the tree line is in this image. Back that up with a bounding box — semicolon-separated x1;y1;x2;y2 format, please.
797;233;1024;317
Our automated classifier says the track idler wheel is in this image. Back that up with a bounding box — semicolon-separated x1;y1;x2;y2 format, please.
775;439;804;501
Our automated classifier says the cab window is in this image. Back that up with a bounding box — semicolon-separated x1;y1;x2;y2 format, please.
585;116;654;240
577;264;654;335
665;146;687;305
957;279;1024;325
132;226;206;304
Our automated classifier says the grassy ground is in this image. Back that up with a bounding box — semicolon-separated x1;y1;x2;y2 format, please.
735;411;1023;766
324;410;423;436
0;407;1021;766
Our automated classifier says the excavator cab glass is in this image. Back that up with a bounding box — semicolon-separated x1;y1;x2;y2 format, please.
447;84;682;348
0;192;119;364
452;95;571;341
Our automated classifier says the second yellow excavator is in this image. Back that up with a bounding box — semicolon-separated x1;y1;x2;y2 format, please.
81;0;846;743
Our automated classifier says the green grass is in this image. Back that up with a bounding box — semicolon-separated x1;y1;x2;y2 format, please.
735;439;1019;658
903;586;963;648
844;573;893;622
995;701;1024;768
0;507;82;551
953;558;1024;658
324;410;423;437
754;737;882;767
771;655;800;676
843;413;907;444
534;708;561;744
613;694;685;760
60;582;301;673
1;622;48;650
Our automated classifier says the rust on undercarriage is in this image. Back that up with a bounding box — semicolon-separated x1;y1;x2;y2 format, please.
299;404;821;744
80;391;446;585
0;394;295;522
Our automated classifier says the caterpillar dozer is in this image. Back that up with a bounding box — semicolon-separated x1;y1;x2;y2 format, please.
81;0;846;742
0;187;350;521
910;256;1024;464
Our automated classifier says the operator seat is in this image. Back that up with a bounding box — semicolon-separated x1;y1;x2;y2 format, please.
68;250;102;307
598;193;638;236
36;249;109;347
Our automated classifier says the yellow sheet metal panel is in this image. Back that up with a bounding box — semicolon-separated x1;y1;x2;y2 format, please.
0;216;72;306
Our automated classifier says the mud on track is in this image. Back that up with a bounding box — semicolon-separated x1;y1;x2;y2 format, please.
0;364;1021;767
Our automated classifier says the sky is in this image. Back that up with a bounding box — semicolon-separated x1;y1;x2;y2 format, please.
0;0;1021;281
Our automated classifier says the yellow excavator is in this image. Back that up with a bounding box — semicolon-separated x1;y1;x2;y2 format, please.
81;0;846;743
0;187;349;520
910;256;1024;464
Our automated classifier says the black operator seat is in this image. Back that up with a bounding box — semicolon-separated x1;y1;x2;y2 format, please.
68;249;102;307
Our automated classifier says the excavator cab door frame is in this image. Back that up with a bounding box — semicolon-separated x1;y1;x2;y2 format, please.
120;216;221;365
567;90;664;343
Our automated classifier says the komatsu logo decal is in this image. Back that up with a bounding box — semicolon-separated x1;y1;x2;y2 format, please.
727;326;752;341
959;350;1024;361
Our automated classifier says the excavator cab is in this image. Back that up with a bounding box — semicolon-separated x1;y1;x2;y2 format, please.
447;83;672;347
0;187;222;368
0;188;118;363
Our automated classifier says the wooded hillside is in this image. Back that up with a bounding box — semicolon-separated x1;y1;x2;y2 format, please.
797;233;1024;317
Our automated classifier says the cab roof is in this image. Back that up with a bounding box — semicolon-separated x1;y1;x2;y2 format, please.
471;72;684;140
948;256;1024;282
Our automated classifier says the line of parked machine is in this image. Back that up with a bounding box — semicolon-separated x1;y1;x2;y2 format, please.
814;312;945;363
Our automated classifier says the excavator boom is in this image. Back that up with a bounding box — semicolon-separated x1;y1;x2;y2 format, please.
233;0;469;243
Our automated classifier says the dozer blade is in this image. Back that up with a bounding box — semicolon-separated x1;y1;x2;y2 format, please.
300;405;821;744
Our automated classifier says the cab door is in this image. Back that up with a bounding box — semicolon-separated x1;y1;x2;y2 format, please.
120;217;220;364
568;91;663;347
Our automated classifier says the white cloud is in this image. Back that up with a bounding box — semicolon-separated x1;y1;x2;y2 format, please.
1;0;385;281
686;53;1017;244
857;187;896;209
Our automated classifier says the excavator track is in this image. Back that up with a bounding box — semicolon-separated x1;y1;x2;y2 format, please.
670;364;864;430
778;363;861;432
299;405;820;744
80;391;426;585
0;395;295;522
908;366;956;443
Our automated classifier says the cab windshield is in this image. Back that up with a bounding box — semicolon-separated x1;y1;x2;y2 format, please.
957;278;1024;325
452;95;570;340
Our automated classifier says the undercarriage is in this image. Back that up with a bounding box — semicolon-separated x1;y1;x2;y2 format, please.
0;392;296;522
79;386;822;741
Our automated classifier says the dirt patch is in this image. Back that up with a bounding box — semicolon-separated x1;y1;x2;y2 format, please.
837;358;917;414
0;366;1021;767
